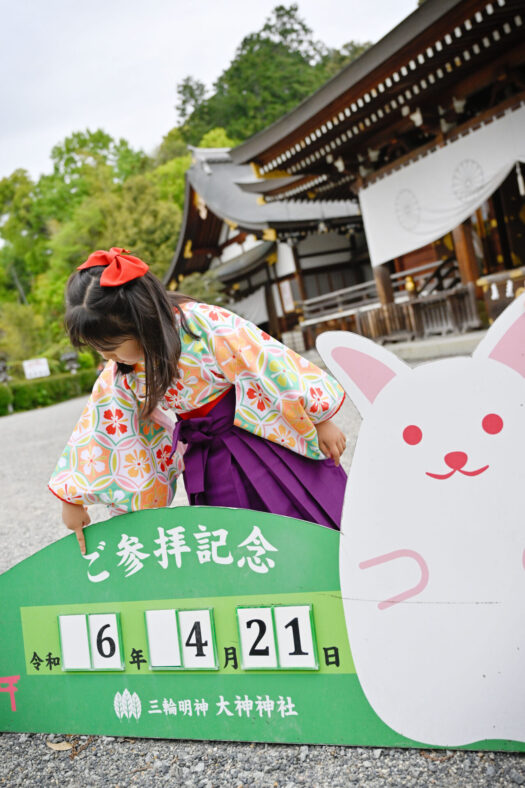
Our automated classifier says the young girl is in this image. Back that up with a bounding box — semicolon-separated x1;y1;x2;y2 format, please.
49;248;348;554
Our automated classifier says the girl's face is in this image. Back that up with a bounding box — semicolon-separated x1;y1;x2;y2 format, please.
99;338;144;365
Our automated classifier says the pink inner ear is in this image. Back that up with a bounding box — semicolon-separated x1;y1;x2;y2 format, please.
331;347;396;403
489;312;525;377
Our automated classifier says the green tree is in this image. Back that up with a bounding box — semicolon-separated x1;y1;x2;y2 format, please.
177;270;227;305
210;37;322;140
176;76;207;123
259;3;325;62
38;129;149;224
319;40;372;80
112;138;151;181
0;169;50;295
0;302;47;361
0;248;19;303
177;4;370;143
97;175;182;279
147;154;192;210
154;127;189;165
1;127;186;352
198;127;238;149
35;173;182;323
50;129;149;184
32;186;122;323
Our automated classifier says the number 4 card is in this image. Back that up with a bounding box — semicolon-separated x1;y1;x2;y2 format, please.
178;609;218;670
145;608;218;670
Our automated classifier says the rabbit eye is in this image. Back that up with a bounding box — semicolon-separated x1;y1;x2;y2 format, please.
482;413;503;434
403;425;422;445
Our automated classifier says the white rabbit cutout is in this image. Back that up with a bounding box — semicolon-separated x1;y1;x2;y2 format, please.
317;296;525;747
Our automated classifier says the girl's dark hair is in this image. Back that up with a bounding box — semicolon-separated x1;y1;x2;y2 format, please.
65;266;197;417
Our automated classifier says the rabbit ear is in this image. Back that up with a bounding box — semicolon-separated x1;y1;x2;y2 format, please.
317;331;409;416
473;295;525;377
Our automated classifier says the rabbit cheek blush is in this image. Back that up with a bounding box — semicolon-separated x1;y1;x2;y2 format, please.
402;425;422;445
317;296;525;749
482;413;503;434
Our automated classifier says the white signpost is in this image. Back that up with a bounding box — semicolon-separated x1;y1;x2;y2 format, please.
22;358;50;380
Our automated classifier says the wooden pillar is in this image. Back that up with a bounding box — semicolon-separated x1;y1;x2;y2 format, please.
451;221;479;285
264;281;280;340
291;244;307;300
268;257;286;329
373;263;394;305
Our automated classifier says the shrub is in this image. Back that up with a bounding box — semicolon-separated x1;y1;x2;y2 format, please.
7;358;61;379
9;369;98;413
0;384;13;416
7;361;24;380
78;350;96;370
77;368;99;392
48;359;62;375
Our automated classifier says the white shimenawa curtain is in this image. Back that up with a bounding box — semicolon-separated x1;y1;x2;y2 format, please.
359;103;525;267
229;286;269;325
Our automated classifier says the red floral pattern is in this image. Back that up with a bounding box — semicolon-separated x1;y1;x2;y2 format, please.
164;381;184;408
156;445;173;472
246;383;271;412
102;408;128;435
309;387;329;413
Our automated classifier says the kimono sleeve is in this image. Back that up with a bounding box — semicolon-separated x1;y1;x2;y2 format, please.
188;304;345;460
48;362;183;515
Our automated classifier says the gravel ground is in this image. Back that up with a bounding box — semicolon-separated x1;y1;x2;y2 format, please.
1;366;524;787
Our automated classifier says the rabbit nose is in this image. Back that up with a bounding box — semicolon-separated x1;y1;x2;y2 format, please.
444;451;468;470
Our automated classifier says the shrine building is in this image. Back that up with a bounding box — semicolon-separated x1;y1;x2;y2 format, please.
228;0;525;345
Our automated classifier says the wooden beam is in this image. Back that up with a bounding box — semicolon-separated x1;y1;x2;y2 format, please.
190;247;220;257
218;232;247;252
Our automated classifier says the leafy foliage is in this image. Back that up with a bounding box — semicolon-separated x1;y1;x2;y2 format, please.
176;77;208;123
96;174;182;278
147;155;192;209
0;384;13;416
176;270;227;306
318;40;373;80
154;127;189;165
8;369;97;413
177;4;370;143
0;3;372;388
198;128;239;149
0;302;48;361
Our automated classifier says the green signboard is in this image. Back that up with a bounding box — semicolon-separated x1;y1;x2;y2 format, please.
0;505;524;750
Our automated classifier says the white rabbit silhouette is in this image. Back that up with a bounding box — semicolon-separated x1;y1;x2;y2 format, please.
317;296;525;747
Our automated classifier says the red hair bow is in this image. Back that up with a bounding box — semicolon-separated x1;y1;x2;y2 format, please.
77;247;149;286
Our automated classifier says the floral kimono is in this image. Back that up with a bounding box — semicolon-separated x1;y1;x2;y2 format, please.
49;302;345;517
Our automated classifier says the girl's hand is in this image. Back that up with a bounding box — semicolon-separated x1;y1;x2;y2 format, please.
315;420;347;466
62;501;90;555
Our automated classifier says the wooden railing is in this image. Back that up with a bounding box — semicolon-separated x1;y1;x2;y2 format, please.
299;260;481;345
354;283;481;344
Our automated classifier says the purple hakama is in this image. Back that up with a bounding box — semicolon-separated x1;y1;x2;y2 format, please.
171;389;346;530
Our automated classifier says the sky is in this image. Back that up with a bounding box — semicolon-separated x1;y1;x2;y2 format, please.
0;0;417;182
